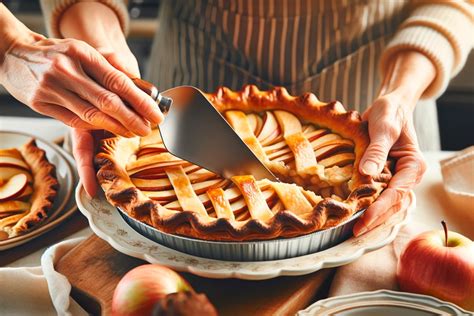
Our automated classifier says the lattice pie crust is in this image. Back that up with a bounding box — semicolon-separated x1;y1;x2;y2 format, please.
96;86;391;241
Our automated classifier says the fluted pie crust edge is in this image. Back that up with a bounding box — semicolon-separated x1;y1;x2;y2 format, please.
96;86;391;241
6;139;59;237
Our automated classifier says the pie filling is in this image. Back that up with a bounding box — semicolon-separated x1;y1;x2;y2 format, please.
128;109;355;218
97;86;391;241
0;140;58;239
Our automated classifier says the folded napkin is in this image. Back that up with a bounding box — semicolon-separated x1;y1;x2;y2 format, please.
0;238;87;316
440;146;474;223
328;188;430;297
328;220;430;296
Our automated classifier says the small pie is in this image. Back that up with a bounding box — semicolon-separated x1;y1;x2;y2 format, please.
0;139;59;239
96;86;391;241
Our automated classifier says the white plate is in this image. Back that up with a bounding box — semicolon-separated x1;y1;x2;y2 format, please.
297;290;471;315
0;131;78;250
76;183;414;280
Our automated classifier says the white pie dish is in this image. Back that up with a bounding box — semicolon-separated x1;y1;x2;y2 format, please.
0;131;78;250
118;206;365;261
297;289;471;315
76;183;414;280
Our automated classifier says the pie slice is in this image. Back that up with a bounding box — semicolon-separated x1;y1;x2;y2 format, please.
0;139;59;239
96;86;391;241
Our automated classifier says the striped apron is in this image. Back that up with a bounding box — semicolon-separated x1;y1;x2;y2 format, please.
146;0;440;150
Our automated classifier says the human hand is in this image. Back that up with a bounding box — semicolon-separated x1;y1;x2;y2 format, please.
71;128;107;197
353;92;426;236
71;47;142;198
55;1;152;197
352;50;436;236
0;36;162;136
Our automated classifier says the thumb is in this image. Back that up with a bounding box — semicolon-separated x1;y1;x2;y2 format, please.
360;123;399;176
71;128;98;198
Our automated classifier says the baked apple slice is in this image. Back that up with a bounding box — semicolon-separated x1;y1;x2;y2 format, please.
0;173;28;201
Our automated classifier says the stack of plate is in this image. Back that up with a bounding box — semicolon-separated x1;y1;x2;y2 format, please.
297;290;471;315
0;131;78;250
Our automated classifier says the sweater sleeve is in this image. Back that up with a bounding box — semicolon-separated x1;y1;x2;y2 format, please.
380;1;474;99
39;0;129;38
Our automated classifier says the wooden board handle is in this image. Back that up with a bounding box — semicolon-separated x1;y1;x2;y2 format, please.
56;235;333;315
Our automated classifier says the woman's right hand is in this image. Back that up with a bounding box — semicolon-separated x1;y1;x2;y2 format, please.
0;36;163;137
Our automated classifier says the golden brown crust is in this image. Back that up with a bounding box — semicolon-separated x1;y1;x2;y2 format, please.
96;86;391;241
205;86;373;189
9;139;59;236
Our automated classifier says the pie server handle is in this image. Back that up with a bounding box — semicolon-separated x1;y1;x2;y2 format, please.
131;77;172;114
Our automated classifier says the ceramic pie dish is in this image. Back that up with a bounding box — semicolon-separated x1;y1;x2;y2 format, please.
96;86;392;247
0;131;77;250
76;184;413;280
0;135;59;238
118;205;364;261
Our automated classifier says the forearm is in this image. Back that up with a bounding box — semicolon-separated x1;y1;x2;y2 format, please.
0;4;43;67
379;50;436;111
58;2;126;51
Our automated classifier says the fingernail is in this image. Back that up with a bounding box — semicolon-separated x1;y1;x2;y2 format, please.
362;161;378;176
125;131;135;138
150;113;163;126
156;111;165;124
86;191;96;199
137;125;151;136
355;225;368;237
85;186;97;199
153;102;165;120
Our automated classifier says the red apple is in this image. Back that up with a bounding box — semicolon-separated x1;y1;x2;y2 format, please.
397;221;474;310
111;264;192;316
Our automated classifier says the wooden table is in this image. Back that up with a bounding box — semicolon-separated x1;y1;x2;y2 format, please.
55;235;335;315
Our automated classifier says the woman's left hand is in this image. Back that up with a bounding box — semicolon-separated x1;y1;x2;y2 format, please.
353;50;436;236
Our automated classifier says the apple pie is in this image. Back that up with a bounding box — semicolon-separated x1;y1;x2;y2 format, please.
96;86;391;241
0;139;59;239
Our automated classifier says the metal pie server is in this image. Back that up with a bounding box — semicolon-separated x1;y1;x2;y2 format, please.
131;78;278;181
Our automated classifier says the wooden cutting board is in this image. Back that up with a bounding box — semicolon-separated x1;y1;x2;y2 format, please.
56;235;334;315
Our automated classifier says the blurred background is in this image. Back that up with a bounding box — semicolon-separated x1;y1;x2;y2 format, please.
1;0;473;151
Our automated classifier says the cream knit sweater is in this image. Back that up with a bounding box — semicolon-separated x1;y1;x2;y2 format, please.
40;0;473;99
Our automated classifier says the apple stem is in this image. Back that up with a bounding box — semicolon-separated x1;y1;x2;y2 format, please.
441;220;448;247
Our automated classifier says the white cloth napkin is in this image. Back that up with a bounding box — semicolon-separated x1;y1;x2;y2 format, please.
0;237;87;316
440;146;474;223
328;221;429;296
